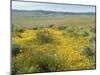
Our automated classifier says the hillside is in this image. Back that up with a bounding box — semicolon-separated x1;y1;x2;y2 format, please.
12;9;95;16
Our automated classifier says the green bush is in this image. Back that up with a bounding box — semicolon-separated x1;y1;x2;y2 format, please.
36;30;53;44
12;56;39;74
49;24;54;28
65;26;74;32
32;27;38;30
80;46;94;57
12;57;18;75
89;35;96;49
31;49;60;72
12;43;21;56
12;48;60;73
57;26;66;30
12;25;25;33
17;28;25;33
77;30;89;36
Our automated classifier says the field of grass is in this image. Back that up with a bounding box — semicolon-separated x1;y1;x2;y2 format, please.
12;16;95;28
12;15;96;74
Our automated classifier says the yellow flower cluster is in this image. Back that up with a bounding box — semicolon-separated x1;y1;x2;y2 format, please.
12;28;96;72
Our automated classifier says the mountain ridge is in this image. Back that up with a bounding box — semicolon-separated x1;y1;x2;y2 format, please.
12;9;96;16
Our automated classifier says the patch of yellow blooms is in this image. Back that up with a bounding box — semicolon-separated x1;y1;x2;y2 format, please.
12;28;95;71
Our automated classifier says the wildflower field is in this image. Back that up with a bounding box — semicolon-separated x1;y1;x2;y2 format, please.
12;15;96;74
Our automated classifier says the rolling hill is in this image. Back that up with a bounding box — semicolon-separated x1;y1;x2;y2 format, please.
12;9;95;16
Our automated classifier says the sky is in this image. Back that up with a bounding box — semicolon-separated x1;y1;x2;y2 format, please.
12;1;96;13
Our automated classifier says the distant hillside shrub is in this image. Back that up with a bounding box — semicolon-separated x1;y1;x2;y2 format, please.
49;24;54;28
57;26;66;30
32;27;38;30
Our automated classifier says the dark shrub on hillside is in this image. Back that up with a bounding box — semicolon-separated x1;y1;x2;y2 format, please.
17;28;25;33
49;24;54;28
80;46;94;57
12;43;21;56
58;26;66;30
89;35;96;49
12;25;25;33
32;27;38;30
36;31;53;44
80;45;96;63
89;36;96;43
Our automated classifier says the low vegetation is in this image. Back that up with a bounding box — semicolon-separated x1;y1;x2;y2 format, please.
12;22;96;74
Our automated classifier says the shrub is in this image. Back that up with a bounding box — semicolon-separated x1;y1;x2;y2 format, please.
12;56;20;75
12;25;25;33
65;26;74;32
89;35;96;49
12;43;21;56
80;45;96;67
49;24;54;28
12;47;60;73
77;30;89;36
36;30;53;44
31;49;60;72
17;28;25;33
80;46;94;57
89;36;96;43
32;27;38;30
12;55;39;74
57;26;66;30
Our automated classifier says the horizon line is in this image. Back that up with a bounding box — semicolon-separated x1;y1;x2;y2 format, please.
12;9;96;13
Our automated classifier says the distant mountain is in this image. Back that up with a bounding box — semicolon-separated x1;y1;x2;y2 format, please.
12;9;96;16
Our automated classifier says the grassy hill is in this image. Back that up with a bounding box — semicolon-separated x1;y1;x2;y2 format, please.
12;9;95;16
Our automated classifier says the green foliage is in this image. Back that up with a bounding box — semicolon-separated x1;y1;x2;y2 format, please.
80;45;96;69
32;27;38;30
77;30;89;36
12;57;18;75
89;35;96;49
57;26;66;30
32;51;59;72
65;25;74;32
12;56;39;74
12;25;25;33
36;30;53;44
89;35;96;44
80;46;95;57
49;24;54;28
12;47;60;73
12;43;21;56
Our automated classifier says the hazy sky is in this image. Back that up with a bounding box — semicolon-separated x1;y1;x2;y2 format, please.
12;1;95;12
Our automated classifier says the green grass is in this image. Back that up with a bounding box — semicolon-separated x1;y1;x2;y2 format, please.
12;16;95;29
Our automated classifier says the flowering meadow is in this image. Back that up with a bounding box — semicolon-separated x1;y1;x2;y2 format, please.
12;23;96;74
